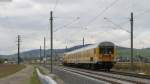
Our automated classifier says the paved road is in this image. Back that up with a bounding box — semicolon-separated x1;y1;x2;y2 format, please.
0;65;33;84
52;66;108;84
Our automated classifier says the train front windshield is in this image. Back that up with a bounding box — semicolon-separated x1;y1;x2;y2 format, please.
100;46;114;54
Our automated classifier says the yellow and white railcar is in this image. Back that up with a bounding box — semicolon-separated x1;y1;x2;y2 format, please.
63;42;116;70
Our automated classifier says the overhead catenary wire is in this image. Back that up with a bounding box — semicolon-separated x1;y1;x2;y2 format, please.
54;17;80;32
84;0;119;27
53;0;120;35
134;9;150;18
51;0;146;49
53;0;119;33
104;17;130;33
52;0;60;12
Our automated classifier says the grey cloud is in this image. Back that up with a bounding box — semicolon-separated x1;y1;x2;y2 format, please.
0;0;150;54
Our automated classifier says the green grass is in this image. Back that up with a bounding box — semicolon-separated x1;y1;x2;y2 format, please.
30;68;42;84
0;64;25;78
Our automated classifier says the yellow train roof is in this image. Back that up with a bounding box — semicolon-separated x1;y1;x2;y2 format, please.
65;41;115;55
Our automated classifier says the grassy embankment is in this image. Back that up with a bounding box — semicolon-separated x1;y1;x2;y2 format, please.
113;62;150;75
30;67;42;84
0;64;25;78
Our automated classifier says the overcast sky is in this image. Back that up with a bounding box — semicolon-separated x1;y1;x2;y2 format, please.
0;0;150;55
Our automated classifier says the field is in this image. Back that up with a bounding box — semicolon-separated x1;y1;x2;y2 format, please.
113;62;150;75
0;64;25;78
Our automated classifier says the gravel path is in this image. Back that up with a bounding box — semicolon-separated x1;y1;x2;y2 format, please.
0;65;33;84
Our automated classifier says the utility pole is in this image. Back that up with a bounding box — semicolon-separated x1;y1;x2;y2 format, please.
130;12;134;66
50;11;53;73
40;46;42;62
17;35;20;64
44;37;46;63
83;37;85;47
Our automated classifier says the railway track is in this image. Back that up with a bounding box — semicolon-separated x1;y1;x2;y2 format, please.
110;70;150;79
59;66;150;84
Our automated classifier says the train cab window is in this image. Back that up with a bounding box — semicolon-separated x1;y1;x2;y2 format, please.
100;46;114;54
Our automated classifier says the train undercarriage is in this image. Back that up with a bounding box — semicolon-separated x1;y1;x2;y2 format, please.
63;61;114;72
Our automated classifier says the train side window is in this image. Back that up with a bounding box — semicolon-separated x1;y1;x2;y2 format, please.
100;46;114;54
